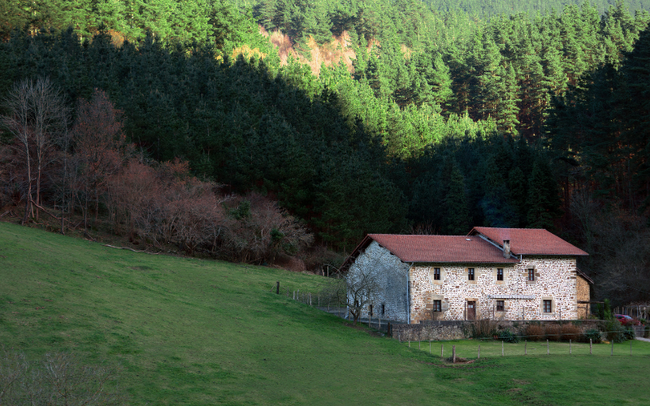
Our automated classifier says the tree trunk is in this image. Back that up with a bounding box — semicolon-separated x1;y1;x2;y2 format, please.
22;143;32;225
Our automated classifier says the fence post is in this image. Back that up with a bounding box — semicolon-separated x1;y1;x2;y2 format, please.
452;345;456;363
590;338;592;355
478;345;481;359
408;340;410;348
419;341;421;350
630;340;632;356
429;340;431;354
611;340;614;356
441;344;444;358
276;281;280;294
570;339;572;355
547;339;549;355
502;341;504;356
525;341;527;356
309;293;312;306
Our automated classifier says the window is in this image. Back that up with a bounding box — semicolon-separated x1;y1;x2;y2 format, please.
369;304;373;316
543;300;552;313
433;300;442;312
381;304;385;316
528;268;535;281
497;268;503;281
433;268;441;280
468;268;475;281
496;300;505;312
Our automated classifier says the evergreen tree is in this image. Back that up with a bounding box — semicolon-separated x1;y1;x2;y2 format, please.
444;159;471;234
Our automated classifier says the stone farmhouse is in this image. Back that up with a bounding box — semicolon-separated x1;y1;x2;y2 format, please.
341;227;592;323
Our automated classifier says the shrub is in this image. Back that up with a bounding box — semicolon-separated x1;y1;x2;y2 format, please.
545;324;562;341
624;326;636;341
471;318;497;339
525;324;544;341
605;319;628;343
582;328;602;343
0;349;126;405
498;329;519;343
560;324;581;341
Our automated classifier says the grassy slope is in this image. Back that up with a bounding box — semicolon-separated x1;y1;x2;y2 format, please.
1;222;649;405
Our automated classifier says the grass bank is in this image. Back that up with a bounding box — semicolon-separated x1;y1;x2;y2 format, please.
1;222;649;405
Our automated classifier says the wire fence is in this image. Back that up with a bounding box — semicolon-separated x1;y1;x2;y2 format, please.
401;331;650;361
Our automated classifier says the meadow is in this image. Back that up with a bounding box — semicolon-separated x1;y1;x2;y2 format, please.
1;222;649;405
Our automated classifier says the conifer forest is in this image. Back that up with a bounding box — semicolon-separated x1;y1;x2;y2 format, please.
1;0;650;304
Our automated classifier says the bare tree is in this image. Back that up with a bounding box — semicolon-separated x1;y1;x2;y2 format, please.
346;264;382;325
0;77;68;224
0;349;126;405
72;89;129;231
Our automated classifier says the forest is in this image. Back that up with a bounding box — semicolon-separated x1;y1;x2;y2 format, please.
0;0;649;305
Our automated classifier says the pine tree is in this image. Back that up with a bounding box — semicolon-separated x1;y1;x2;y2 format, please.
526;160;560;230
444;159;471;234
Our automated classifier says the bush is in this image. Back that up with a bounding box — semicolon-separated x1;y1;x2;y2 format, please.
498;329;519;343
605;319;628;343
560;323;581;341
624;326;636;341
582;328;603;343
525;324;544;341
0;350;126;405
545;324;562;341
471;319;497;339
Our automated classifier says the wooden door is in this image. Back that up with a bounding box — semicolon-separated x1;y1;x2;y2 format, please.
467;301;476;320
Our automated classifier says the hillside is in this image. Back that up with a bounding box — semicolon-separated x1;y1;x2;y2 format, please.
2;223;650;405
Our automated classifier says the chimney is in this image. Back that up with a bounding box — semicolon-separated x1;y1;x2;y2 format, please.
503;240;511;258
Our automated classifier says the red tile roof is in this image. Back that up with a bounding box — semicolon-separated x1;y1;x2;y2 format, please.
367;234;519;264
469;227;589;256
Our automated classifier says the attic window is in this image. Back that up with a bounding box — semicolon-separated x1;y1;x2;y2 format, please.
468;268;475;281
497;268;503;281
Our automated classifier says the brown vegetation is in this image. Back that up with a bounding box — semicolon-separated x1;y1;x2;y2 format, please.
560;323;581;341
524;324;544;341
0;84;316;267
263;27;356;75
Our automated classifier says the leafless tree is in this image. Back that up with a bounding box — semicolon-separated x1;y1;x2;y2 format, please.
0;349;126;405
346;264;382;325
0;77;68;224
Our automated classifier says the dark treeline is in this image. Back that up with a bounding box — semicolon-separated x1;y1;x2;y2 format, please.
1;0;649;303
423;0;650;18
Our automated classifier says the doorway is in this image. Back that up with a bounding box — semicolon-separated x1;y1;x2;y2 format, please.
467;301;476;320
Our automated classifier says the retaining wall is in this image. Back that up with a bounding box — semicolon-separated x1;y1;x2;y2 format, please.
392;319;604;341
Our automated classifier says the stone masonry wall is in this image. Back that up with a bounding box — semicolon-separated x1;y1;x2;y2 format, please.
409;256;580;323
392;319;603;341
348;241;410;322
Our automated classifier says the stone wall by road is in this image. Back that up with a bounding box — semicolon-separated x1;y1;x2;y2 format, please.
392;319;603;341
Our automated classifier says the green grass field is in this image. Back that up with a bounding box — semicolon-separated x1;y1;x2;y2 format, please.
1;222;649;405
